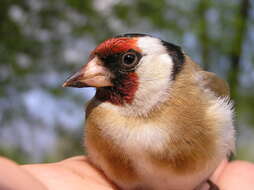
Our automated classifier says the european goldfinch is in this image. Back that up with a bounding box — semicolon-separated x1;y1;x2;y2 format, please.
63;33;235;190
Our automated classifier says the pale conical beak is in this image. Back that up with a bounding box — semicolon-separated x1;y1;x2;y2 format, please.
62;57;113;88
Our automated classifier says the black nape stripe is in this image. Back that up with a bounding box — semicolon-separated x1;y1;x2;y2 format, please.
161;40;185;80
115;33;150;38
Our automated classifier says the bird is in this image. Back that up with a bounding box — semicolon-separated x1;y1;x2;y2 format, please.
63;33;235;190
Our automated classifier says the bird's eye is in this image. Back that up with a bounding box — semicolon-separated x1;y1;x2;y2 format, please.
122;52;138;66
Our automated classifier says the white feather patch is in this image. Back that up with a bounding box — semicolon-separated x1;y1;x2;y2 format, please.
206;97;235;154
137;36;168;55
100;118;169;153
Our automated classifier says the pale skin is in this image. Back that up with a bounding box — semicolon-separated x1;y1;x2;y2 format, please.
0;156;254;190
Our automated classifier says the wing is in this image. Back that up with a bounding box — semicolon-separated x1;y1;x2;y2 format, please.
198;71;230;97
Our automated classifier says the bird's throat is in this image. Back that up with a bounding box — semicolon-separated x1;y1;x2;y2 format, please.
95;72;139;105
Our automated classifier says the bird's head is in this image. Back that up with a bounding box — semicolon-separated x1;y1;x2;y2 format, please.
63;33;185;116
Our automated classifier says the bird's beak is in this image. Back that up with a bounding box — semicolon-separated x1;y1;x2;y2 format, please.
62;57;113;88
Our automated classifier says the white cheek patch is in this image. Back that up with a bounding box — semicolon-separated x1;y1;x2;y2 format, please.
119;53;174;116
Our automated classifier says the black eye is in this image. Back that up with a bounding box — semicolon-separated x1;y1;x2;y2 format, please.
122;52;137;66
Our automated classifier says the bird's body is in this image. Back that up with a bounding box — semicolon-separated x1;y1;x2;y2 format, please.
63;34;235;190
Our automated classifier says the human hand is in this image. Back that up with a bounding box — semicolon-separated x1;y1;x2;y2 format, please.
0;156;254;190
0;156;116;190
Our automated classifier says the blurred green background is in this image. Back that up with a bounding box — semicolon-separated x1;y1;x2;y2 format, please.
0;0;253;164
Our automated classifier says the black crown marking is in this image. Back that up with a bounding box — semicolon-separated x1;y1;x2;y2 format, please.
115;33;150;38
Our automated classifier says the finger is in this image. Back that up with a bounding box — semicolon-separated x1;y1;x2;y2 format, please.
0;157;47;190
211;159;228;182
58;156;117;188
22;156;116;190
216;161;254;190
